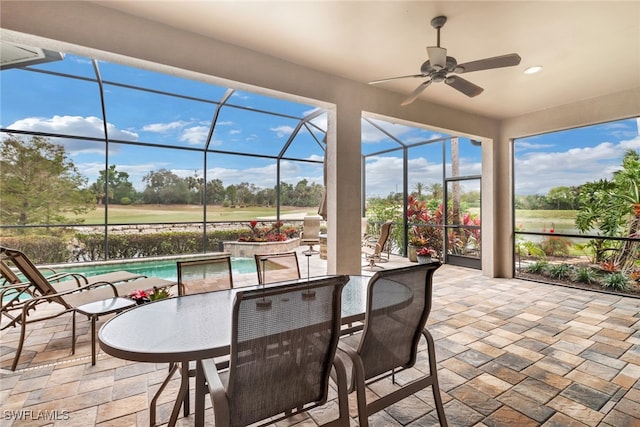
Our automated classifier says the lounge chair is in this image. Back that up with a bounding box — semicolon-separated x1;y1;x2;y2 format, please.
336;263;448;426
300;215;321;254
0;247;144;294
361;220;393;269
0;247;144;329
0;246;174;371
196;275;351;426
254;251;301;284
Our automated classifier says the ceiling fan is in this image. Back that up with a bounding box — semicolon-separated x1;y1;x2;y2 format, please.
370;16;521;106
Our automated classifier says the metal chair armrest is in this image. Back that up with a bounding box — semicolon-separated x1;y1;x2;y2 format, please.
201;358;231;426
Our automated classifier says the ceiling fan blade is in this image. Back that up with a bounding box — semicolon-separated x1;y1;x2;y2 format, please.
401;80;432;106
369;74;425;85
444;75;484;97
455;53;521;74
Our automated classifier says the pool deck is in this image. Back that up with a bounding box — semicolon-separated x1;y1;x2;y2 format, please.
1;248;639;426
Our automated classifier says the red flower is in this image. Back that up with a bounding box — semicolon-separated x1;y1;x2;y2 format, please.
250;220;258;228
130;289;148;300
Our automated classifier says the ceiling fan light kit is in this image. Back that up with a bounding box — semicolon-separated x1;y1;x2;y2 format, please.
370;15;522;105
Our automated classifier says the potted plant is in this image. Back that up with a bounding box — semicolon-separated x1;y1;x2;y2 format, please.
416;246;436;264
408;236;427;262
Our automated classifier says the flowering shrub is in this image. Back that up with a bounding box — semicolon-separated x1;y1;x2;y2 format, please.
407;195;444;256
238;220;296;242
540;228;571;256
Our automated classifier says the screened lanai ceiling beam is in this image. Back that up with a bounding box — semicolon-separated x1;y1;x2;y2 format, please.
205;88;234;151
363;135;452;159
277;108;326;159
363;116;406;149
277;119;305;159
303;122;326;151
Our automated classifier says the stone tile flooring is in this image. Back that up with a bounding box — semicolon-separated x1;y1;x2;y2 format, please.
1;255;639;426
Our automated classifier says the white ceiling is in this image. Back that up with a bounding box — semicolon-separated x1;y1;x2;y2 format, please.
91;1;638;119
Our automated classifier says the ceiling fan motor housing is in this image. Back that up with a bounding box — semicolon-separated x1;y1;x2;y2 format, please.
420;56;458;75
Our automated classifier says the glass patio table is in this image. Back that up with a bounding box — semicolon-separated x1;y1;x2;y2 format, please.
98;274;410;426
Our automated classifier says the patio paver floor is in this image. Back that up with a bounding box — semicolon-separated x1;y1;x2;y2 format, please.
1;251;639;426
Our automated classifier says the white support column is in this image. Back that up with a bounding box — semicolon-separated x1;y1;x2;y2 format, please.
481;128;514;278
326;104;362;275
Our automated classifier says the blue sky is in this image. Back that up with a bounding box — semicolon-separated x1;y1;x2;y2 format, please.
514;118;640;195
1;51;638;198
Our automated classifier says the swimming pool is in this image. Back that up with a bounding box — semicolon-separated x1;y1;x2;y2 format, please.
52;257;257;282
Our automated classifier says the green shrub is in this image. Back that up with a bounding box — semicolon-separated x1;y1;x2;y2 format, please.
526;260;549;274
75;229;249;261
602;272;629;291
0;235;68;263
120;197;132;205
547;263;571;279
573;267;598;284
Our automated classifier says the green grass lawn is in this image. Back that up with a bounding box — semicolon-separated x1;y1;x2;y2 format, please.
72;204;318;224
74;206;579;229
515;209;578;233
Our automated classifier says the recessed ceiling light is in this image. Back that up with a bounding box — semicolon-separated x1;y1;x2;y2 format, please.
524;66;543;74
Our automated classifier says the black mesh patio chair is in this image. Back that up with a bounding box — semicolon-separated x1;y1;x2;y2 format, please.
156;255;235;419
196;275;351;427
337;263;448;426
177;255;234;295
254;251;301;284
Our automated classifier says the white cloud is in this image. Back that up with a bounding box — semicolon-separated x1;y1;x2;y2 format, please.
180;126;209;145
76;161;166;191
170;168;204;179
514;140;554;151
206;160;323;189
5;115;138;154
142;121;188;132
270;125;295;138
306;154;324;162
8;115;138;141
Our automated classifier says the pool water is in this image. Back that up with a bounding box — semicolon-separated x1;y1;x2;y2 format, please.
56;257;257;282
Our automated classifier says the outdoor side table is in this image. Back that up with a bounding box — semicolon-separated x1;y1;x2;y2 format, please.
75;297;136;365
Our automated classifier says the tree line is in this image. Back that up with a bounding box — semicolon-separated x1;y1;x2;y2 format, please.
2;135;637;229
1;135;323;226
91;165;323;208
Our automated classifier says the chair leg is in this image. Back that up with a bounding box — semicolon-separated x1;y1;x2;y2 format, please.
423;329;448;427
71;310;76;355
149;363;179;426
12;315;28;371
303;244;319;255
363;255;384;270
